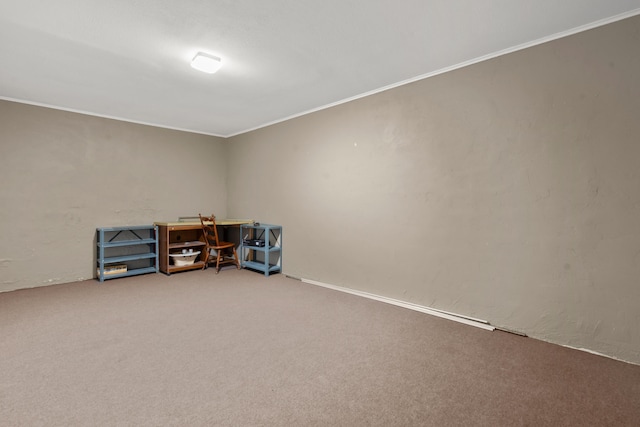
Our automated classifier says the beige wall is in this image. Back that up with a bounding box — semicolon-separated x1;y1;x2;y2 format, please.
226;16;640;363
0;101;226;292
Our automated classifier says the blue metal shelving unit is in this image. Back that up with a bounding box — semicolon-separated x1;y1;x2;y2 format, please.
240;224;282;277
96;225;158;282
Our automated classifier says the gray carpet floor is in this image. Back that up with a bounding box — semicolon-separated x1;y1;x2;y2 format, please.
1;269;639;426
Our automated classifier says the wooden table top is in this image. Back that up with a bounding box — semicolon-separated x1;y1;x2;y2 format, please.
154;219;253;227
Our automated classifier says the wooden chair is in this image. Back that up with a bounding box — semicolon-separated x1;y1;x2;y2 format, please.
199;213;241;273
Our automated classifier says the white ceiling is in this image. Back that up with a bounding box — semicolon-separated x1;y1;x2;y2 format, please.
1;1;639;137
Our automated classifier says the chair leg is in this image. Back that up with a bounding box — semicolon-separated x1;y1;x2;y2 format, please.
216;251;223;273
232;248;240;269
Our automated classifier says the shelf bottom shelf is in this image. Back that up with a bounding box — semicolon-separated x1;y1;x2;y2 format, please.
97;266;157;281
163;261;206;274
242;260;281;276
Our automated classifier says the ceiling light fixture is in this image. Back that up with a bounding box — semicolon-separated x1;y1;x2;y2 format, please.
190;52;222;74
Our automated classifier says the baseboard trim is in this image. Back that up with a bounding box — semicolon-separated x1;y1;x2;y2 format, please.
301;278;495;331
295;277;640;365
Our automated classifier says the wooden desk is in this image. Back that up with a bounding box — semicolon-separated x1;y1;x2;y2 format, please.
155;219;252;274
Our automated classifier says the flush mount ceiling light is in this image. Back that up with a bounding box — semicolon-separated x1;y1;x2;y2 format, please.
190;52;222;74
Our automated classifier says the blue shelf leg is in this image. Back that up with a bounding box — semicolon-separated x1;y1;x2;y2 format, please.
263;226;268;276
154;225;159;273
98;228;105;282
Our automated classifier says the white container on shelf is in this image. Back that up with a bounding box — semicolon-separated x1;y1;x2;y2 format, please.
169;251;201;266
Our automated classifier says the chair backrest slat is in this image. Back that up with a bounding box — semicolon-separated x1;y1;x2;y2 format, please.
199;213;220;246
